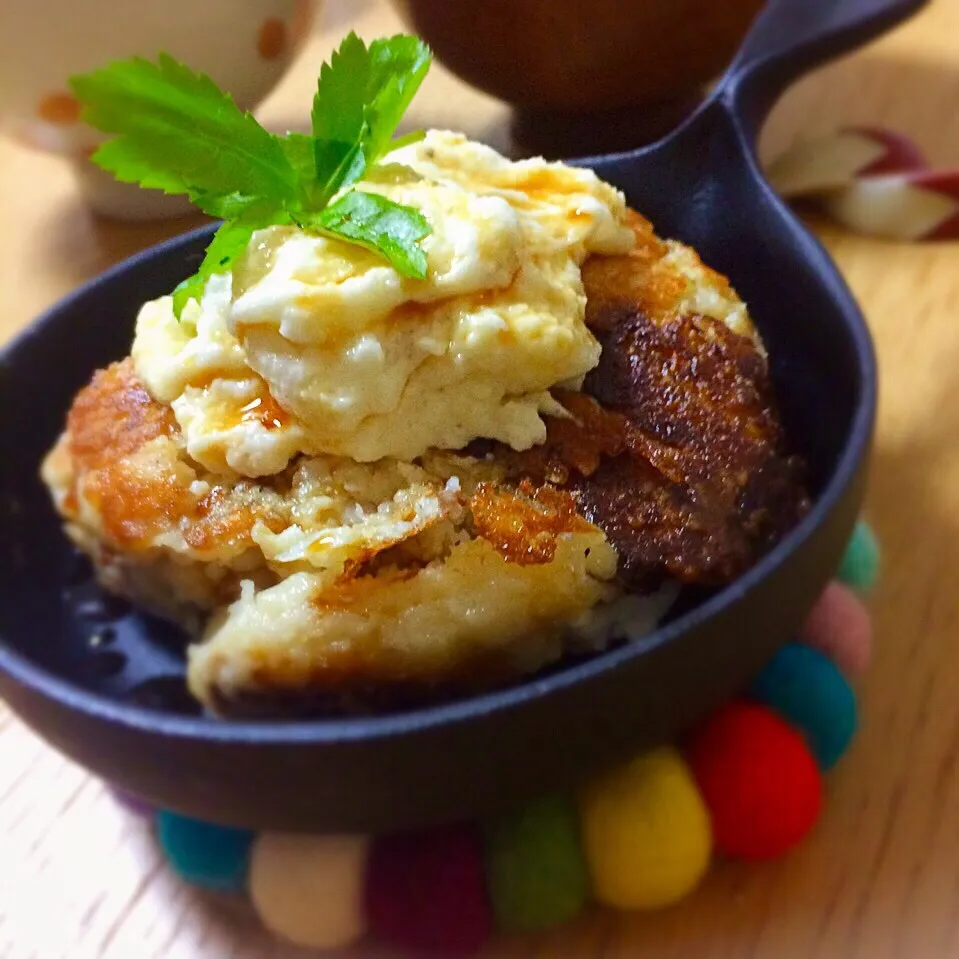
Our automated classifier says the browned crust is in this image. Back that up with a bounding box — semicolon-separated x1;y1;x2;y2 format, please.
582;210;737;328
67;359;177;471
507;213;810;589
46;211;810;718
207;648;544;718
468;479;592;565
54;216;808;590
57;360;598;573
61;358;286;554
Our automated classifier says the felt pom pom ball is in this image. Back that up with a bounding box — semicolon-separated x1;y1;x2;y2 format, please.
365;824;493;956
484;794;589;933
837;520;881;593
249;833;368;950
685;702;823;861
751;643;858;770
579;747;712;910
800;581;873;679
155;811;253;893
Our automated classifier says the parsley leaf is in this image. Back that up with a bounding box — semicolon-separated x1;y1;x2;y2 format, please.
73;54;297;207
70;36;435;316
310;32;375;203
310;33;431;200
305;191;430;280
388;129;427;152
172;216;277;316
364;35;432;161
281;133;324;203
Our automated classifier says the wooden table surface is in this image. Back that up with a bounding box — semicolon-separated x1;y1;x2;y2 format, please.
3;1;959;956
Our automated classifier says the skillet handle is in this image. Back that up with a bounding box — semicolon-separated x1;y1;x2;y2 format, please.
719;0;930;135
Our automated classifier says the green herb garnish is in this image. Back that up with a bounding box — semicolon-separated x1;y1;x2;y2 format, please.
70;34;434;316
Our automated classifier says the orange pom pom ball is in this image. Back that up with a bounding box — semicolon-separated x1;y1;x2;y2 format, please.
685;702;823;861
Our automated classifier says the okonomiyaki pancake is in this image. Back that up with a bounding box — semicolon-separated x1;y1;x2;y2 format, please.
41;133;808;718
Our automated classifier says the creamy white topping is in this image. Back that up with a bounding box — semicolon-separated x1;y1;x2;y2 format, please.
133;130;635;475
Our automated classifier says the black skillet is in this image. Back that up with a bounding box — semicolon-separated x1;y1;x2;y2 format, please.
0;0;924;832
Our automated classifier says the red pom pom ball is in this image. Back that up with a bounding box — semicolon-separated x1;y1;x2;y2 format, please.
685;701;823;861
365;824;493;956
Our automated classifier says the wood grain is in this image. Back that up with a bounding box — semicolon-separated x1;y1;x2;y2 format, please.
3;1;959;956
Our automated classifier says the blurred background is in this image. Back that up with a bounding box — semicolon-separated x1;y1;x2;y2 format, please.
1;0;956;249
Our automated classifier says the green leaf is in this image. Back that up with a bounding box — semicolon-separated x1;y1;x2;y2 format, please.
74;43;435;293
280;133;332;209
72;54;297;205
310;32;374;199
89;139;193;196
171;273;208;319
172;221;255;316
364;35;432;162
309;33;431;201
172;211;289;317
306;190;430;280
90;143;266;220
281;133;321;184
387;129;427;152
189;192;278;222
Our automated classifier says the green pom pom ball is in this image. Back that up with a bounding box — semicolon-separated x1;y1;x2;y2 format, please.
837;521;880;593
484;794;589;932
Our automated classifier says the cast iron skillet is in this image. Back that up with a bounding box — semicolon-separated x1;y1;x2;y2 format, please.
0;0;922;831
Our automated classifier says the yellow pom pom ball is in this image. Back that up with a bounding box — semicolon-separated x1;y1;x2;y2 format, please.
249;833;369;949
580;747;712;910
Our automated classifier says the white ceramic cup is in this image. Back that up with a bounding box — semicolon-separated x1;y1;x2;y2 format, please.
0;0;319;219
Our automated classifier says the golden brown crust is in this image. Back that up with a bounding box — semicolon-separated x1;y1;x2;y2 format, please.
53;361;602;590
502;390;631;484
58;358;287;555
582;211;676;326
582;210;737;329
468;479;592;565
206;649;531;718
43;210;810;718
67;359;177;471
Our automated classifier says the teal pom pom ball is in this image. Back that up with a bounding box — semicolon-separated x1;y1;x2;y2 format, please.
484;794;589;932
751;643;857;770
837;521;880;593
156;811;254;892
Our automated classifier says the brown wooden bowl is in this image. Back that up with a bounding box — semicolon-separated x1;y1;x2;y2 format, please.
391;0;766;111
